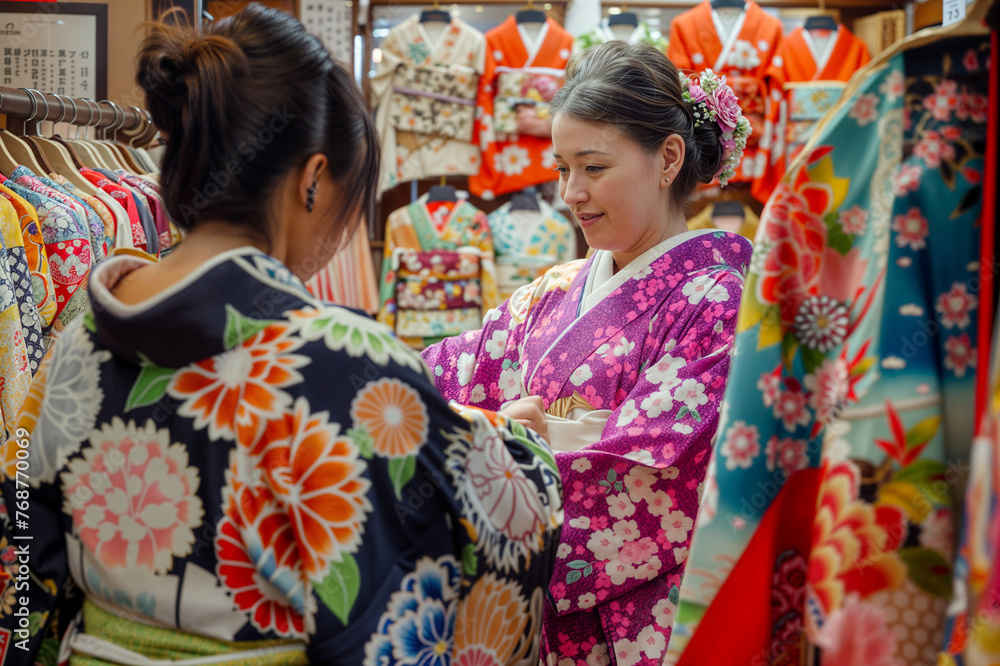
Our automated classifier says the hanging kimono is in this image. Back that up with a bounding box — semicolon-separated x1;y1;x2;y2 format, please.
0;182;57;330
0;246;562;665
0;174;93;328
370;15;486;193
30;173;110;263
0;195;44;376
752;26;872;201
673;34;991;666
573;20;669;55
487;199;576;299
80;167;148;254
469;16;573;200
47;174;117;257
0;198;33;438
421;230;753;666
377;195;499;349
668;0;783;185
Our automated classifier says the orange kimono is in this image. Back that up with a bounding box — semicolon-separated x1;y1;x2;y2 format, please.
668;0;783;186
469;16;573;199
752;26;871;200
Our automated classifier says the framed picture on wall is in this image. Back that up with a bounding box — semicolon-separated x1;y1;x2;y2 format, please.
0;2;108;100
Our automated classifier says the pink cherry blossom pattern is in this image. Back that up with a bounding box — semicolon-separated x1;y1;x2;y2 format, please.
935;282;978;329
943;333;976;378
913;129;956;168
764;436;809;475
922;79;959;122
838;206;868;235
720;421;761;470
848;93;879;126
891;207;930;251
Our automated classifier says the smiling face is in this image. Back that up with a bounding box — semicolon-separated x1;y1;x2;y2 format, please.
552;115;685;270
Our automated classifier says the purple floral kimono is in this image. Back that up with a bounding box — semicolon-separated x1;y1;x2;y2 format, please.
422;230;753;665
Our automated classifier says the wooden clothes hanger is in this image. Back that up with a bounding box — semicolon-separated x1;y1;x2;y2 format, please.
787;0;992;176
101;102;148;174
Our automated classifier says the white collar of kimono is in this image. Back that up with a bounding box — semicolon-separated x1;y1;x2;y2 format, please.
596;21;645;44
801;25;841;77
711;7;748;70
580;228;718;315
90;246;304;318
518;19;551;67
414;15;460;59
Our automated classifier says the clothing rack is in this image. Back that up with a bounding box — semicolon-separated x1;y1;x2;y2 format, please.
0;86;158;147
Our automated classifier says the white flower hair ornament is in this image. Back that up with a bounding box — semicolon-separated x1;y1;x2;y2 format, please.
681;69;751;187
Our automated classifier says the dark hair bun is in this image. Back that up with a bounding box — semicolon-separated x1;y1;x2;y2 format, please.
135;5;379;262
138;20;249;139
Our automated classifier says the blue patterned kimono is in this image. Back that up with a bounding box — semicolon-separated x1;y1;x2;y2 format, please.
0;247;561;665
673;35;991;666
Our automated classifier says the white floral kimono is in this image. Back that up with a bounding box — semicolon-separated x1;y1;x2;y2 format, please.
370;15;486;193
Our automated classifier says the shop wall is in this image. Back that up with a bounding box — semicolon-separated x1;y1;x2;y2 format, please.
57;0;148;108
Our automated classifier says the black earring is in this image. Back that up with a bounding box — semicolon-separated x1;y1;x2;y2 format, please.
306;181;317;213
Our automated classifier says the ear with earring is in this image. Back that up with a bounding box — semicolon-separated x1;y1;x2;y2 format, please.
307;181;318;213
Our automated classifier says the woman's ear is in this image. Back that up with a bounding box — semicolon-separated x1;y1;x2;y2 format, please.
660;134;686;189
299;153;329;209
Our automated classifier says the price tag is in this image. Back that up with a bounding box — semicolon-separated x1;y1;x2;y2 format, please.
942;0;965;27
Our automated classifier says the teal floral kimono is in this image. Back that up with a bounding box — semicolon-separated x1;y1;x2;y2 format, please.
673;35;991;665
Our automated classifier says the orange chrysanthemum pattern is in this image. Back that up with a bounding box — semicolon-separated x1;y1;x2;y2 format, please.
350;378;428;458
254;397;373;577
168;323;307;443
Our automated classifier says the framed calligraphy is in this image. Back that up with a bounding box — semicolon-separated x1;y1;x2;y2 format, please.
0;2;107;100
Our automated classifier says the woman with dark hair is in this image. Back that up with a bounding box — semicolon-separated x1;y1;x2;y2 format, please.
422;41;753;664
0;6;561;665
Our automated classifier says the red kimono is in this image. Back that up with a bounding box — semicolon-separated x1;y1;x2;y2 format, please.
668;0;783;186
752;26;871;200
469;16;573;199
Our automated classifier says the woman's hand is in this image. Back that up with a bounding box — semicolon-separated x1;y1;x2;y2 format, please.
515;105;553;138
499;395;550;443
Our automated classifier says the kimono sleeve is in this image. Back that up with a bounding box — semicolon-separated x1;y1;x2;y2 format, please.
667;20;694;73
751;47;790;203
369;30;406;194
546;268;744;615
421;298;525;411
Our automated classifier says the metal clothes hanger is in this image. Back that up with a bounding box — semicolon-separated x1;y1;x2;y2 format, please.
70;98;115;169
49;96;89;171
31;95;101;195
0;89;54;175
0;90;23;176
103;101;147;174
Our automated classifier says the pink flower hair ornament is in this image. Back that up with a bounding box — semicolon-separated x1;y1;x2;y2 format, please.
682;69;752;187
